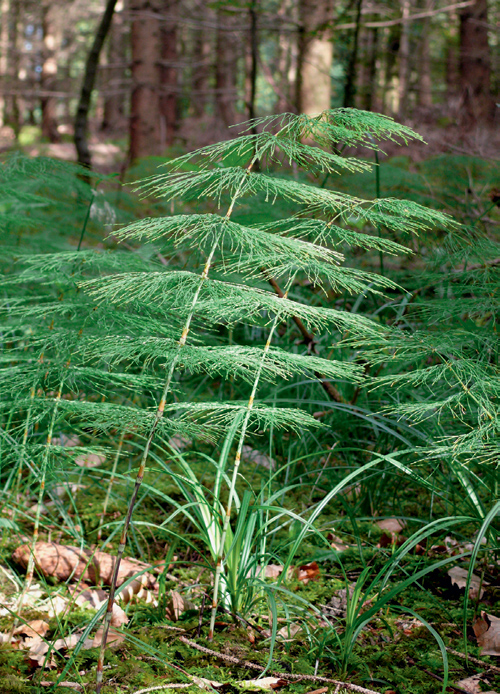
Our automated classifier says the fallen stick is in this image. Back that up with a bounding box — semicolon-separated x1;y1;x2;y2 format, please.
178;636;381;694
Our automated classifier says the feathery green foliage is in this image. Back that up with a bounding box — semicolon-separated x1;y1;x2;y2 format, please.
4;110;497;692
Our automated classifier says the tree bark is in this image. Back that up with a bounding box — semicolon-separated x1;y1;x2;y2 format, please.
343;0;363;108
101;2;127;133
74;0;118;168
357;26;379;111
159;0;178;147
296;0;334;115
459;0;495;125
129;0;163;161
247;0;258;124
1;0;21;133
397;0;411;119
41;1;61;142
417;0;433;109
215;7;239;128
191;29;211;118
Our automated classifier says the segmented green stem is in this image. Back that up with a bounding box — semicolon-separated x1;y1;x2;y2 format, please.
97;428;125;542
9;382;63;641
208;276;295;639
95;154;261;693
12;385;36;521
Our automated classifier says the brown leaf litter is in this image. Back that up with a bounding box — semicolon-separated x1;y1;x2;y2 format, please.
12;541;158;589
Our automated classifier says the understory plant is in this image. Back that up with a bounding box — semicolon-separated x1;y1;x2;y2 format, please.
1;109;461;690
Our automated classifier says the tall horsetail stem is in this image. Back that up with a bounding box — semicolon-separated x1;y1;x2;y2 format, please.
95;154;261;693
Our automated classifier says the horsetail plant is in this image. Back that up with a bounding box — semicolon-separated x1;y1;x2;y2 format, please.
0;109;455;691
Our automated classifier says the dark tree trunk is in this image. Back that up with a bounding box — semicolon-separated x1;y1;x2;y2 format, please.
74;0;118;168
215;8;239;128
397;0;411;119
159;0;178;147
41;1;61;143
343;0;363;108
101;3;127;133
247;0;258;124
129;0;163;161
191;30;211;118
417;0;433;109
459;0;495;125
358;27;378;111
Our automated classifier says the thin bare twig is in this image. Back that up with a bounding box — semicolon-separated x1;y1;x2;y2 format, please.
179;636;381;694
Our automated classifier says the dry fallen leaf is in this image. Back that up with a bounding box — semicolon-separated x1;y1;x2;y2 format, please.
242;445;276;471
456;675;483;694
239;677;287;690
448;566;489;599
276;623;302;641
165;590;195;621
295;561;320;584
264;564;283;580
326;533;350;552
74;452;106;468
473;612;500;656
12;542;158;589
92;626;125;648
14;619;50;639
190;675;224;690
51;434;81;447
74;589;129;626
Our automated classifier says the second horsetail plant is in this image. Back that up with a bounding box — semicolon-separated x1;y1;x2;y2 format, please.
0;110;455;690
86;110;451;688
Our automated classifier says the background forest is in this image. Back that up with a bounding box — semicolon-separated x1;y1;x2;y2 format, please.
0;2;499;694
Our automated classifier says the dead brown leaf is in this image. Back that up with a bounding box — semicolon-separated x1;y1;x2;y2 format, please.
448;566;489;599
92;626;125;648
326;533;350;552
473;612;500;656
264;564;283;580
74;589;129;626
240;677;288;690
242;445;276;471
295;561;320;585
165;590;195;621
14;619;50;639
12;542;158;589
276;623;302;641
456;675;483;694
74;452;106;468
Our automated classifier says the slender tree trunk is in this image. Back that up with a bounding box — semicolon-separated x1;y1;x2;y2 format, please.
41;1;61;142
0;0;8;127
74;0;118;168
1;0;21;133
459;0;495;125
247;0;258;123
191;30;211;117
358;26;378;111
215;8;239;128
129;0;163;160
397;0;411;119
343;0;363;108
102;2;127;133
417;0;433;109
296;0;334;115
382;25;400;114
159;0;177;147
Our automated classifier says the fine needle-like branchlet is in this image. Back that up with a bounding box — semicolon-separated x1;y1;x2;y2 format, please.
95;153;264;692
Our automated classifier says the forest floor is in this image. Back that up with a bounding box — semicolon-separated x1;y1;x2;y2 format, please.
0;122;499;694
0;453;499;694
